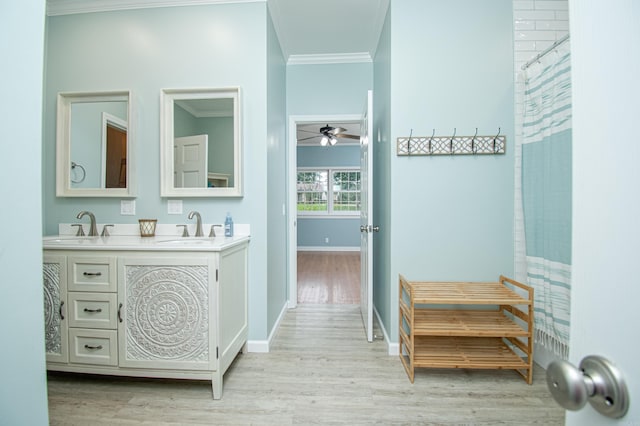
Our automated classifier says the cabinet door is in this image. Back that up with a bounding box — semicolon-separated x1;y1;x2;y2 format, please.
118;255;216;371
43;254;68;363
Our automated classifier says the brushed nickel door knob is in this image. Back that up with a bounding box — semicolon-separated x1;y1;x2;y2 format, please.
546;355;629;419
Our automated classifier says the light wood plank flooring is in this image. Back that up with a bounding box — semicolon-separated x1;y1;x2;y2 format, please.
297;251;360;304
47;304;564;425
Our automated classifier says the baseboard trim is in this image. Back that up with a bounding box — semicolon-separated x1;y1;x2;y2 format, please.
297;246;360;252
246;340;268;353
246;301;288;353
374;305;398;356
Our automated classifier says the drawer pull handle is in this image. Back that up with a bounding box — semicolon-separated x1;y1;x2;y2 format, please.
84;344;103;350
59;301;65;320
83;308;102;313
83;272;102;277
118;303;123;323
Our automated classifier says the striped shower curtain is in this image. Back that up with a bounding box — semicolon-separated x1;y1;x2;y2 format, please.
514;41;572;360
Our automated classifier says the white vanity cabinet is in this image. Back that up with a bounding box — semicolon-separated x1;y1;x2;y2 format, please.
42;237;249;399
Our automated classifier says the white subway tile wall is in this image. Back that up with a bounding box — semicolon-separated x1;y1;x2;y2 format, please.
513;0;569;72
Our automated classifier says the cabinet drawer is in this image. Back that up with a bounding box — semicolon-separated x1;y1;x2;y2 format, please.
68;256;116;292
68;293;117;329
69;329;117;366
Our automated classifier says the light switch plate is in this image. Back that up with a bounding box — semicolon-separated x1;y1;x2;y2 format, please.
168;200;183;215
121;199;136;215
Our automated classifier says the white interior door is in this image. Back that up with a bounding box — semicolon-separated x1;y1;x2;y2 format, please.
360;90;374;342
564;1;639;424
174;135;208;188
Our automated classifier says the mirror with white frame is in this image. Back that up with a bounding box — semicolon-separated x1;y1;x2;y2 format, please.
56;90;135;197
160;87;242;197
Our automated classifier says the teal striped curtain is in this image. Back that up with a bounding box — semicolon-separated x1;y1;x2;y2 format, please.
520;42;572;360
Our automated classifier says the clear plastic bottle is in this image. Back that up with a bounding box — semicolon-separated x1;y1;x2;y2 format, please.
224;212;234;237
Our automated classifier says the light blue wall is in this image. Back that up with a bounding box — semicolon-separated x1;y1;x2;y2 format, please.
266;10;288;332
297;218;359;247
0;0;49;424
287;63;373;115
297;144;360;167
382;0;515;341
43;3;273;341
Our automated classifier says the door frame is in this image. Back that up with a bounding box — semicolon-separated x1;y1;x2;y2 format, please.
287;113;362;308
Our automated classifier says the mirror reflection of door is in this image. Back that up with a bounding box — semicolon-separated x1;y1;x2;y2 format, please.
102;112;128;188
174;134;208;188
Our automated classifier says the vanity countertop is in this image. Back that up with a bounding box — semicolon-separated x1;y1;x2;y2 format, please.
43;234;250;252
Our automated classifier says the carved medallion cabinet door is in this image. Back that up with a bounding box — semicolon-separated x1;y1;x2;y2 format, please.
117;256;216;371
43;254;68;363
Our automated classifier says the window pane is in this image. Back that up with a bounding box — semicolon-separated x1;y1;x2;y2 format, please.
297;171;328;212
332;171;360;212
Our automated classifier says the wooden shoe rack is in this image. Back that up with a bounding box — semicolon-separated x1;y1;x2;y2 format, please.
399;275;534;384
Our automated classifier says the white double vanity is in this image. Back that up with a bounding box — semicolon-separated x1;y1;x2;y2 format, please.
43;227;249;399
46;86;248;399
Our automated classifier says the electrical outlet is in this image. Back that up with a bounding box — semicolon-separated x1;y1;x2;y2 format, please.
324;237;329;244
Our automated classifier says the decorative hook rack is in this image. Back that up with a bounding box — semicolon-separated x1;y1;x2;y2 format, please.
397;128;506;156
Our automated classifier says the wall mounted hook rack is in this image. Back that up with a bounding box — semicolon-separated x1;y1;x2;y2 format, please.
397;129;506;156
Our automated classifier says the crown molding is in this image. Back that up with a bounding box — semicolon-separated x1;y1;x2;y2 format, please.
287;52;372;66
46;0;263;16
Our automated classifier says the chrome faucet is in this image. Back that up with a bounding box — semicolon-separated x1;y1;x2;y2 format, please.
76;211;98;237
188;211;204;237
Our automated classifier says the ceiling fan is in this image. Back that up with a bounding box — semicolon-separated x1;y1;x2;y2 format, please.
298;124;360;146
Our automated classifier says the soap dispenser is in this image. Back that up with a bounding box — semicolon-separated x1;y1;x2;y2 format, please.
224;212;234;237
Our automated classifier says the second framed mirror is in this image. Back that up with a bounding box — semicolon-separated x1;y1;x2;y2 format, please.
160;87;242;197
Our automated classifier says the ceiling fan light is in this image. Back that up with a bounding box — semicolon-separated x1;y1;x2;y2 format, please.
320;135;329;146
329;136;337;146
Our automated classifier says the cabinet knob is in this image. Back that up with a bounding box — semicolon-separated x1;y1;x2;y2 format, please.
546;355;629;419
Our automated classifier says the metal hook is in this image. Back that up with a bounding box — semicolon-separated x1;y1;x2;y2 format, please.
471;127;478;154
493;127;501;153
407;129;413;156
428;128;435;154
450;128;456;154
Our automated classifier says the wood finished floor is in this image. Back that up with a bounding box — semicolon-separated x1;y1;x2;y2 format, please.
297;251;360;304
47;304;564;425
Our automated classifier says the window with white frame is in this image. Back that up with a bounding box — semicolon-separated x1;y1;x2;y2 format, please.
297;168;360;216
